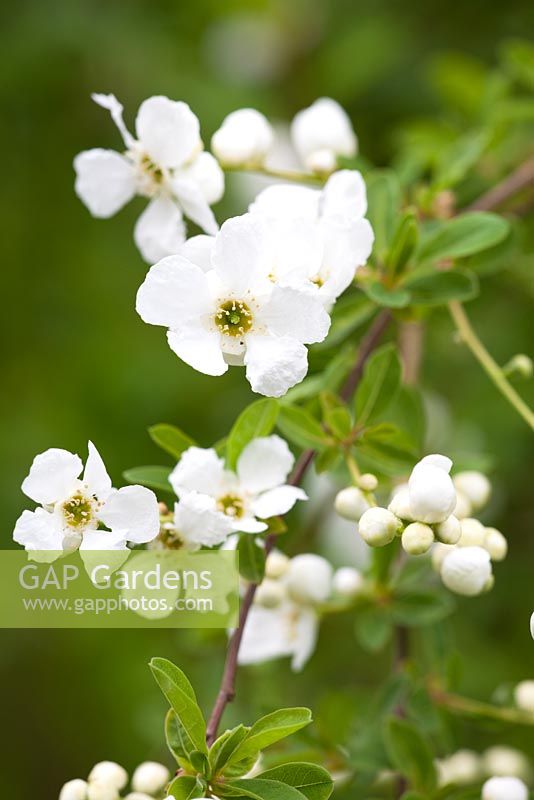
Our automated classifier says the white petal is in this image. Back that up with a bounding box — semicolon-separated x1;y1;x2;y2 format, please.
244;334;309;397
238;604;295;665
79;529;129;551
22;448;82;505
74;149;136;218
174;493;233;548
319;216;374;303
167;325;227;376
409;457;456;524
99;485;160;544
179;234;215;272
211;108;274;166
290;607;319;671
136;256;212;328
252;486;307;518
237;435;295;493
83;441;112;499
291;98;357;165
92;93;134;147
321;169;367;220
260;217;323;287
249;184;320;220
233;516;268;533
176;152;224;205
258;285;330;343
13;508;64;552
172;177;219;235
212;214;271;295
135;96;201;168
169;447;226;497
134;196;186;264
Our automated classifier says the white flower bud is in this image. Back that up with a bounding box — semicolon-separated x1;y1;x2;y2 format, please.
358;507;400;547
60;779;88;800
388;486;413;521
435;515;461;545
483;528;508;561
265;550;290;579
408;454;456;523
454;490;472;519
332;567;364;597
431;543;455;571
125;794;155;800
358;473;378;492
88;763;127;792
482;747;531;780
87;781;118;800
441;546;492;596
211;109;273;166
482;776;528;800
453;471;491;511
514;680;534;713
401;522;434;555
437;750;482;786
458;517;486;547
504;353;533;379
531;611;534;641
286;554;333;605
132;762;170;795
334;486;369;521
255;578;286;609
291;97;357;172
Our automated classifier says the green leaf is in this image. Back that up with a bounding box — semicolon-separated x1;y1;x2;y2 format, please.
433;129;489;189
417;212;510;264
354;343;402;426
364;281;412;308
228;708;312;766
355;607;393;652
277;406;328;450
237;535;266;583
257;763;334;800
149;423;195;460
316;294;375;350
314;447;341;474
385;210;419;275
209;725;253;777
403;269;479;305
324;406;353;440
366;170;402;262
220;778;307;800
226;399;279;470
384;717;437;793
123;465;172;493
165;709;195;771
167;775;203;800
150;658;207;755
391;590;454;627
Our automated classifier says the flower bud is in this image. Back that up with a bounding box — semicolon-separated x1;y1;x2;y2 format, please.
435;515;461;545
458;517;486;547
388;486;413;521
255;578;286;609
125;794;154;800
332;567;364;598
60;779;88;800
437;750;481;786
408;454;456;523
291;98;357;172
87;782;118;800
358;507;400;547
334;486;369;522
132;762;170;795
431;543;455;571
483;528;508;561
482;747;531;781
265;550;290;579
482;776;528;800
88;763;127;792
401;522;434;555
514;680;534;713
441;546;492;596
453;471;491;511
358;473;378;492
503;353;533;379
453;490;472;520
286;554;333;605
211;109;273;166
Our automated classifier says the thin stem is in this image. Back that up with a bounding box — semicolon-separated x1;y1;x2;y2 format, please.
465;158;534;212
340;310;392;400
449;300;534;431
223;164;325;185
430;687;534;727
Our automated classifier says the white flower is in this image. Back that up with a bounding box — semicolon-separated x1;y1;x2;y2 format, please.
332;566;364;597
74;94;224;263
453;471;491;511
132;762;170;795
290;98;357;173
60;779;88;800
458;517;486;547
454;490;472;519
334;486;370;522
13;444;159;559
401;522;434;555
483;528;508;561
88;763;128;792
211;109;274;166
440;546;492;596
358;507;399;547
152;492;234;551
136;213;330;396
285;554;333;605
482;776;528;800
408;454;457;524
483;747;531;781
250;170;373;308
169;437;306;533
436;749;482;787
265;550;290;578
388;485;413;521
435;515;461;545
514;680;534;713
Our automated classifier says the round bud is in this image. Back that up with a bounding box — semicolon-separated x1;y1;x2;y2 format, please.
265;550;290;579
431;543;455;572
132;762;170;795
438;750;482;786
435;515;461;545
482;747;531;781
255;578;286;609
514;680;534;713
408;454;456;524
454;471;491;511
358;507;399;547
401;522;434;555
332;567;364;598
458;517;486;547
505;353;533;379
60;780;88;800
482;776;528;800
334;487;369;522
358;473;378;492
484;528;508;561
453;490;472;520
125;794;154;800
307;148;336;174
441;546;492;596
87;782;118;800
211;109;273;167
388;486;413;521
285;554;333;605
88;763;127;792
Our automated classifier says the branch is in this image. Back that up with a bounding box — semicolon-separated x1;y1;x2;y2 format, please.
223;164;325;185
465;158;534;212
430;686;534;727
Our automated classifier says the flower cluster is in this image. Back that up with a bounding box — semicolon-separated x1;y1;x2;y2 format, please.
436;745;531;792
60;760;170;800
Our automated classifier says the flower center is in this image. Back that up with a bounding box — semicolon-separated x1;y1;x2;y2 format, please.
311;275;324;287
215;300;253;337
217;494;245;518
159;527;186;550
61;492;96;530
139;154;164;186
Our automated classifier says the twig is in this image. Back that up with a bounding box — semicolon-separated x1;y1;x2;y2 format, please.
340;310;392;400
223;164;325;185
430;686;534;727
465;158;534;212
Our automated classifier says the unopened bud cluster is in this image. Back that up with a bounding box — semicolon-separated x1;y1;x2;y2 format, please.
60;761;170;800
436;745;532;792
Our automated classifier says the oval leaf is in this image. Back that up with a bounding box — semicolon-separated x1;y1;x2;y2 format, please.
228;708;312;766
150;657;207;755
149;424;195;460
123;465;172;493
417;212;510;264
257;762;334;800
355;343;402;426
227;399;279;470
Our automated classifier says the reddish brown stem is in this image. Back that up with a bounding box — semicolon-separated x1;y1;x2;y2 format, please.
465;158;534;212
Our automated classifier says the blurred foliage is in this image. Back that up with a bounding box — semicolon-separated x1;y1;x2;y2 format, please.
0;0;533;796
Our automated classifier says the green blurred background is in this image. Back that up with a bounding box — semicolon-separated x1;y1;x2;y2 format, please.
1;0;533;796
